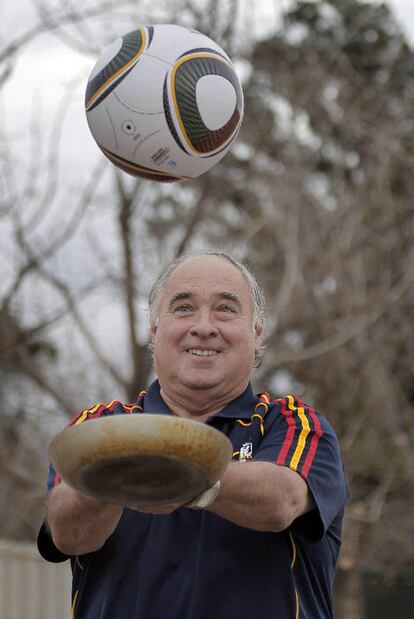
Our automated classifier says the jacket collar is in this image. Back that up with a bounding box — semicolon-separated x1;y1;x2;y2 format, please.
142;379;259;420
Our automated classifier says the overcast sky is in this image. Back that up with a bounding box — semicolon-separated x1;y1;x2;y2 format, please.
387;0;414;41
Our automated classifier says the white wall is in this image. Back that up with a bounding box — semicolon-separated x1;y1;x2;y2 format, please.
0;539;71;619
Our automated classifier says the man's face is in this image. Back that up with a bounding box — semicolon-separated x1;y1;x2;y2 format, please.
151;256;264;400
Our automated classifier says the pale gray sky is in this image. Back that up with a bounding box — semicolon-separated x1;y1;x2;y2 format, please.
387;0;414;42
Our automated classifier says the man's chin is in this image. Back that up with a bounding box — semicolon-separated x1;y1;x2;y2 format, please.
183;380;218;391
180;374;220;391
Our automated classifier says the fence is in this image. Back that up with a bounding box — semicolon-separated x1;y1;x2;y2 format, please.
0;538;71;619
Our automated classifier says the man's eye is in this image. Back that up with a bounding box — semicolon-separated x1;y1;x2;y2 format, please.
217;305;235;313
174;305;192;312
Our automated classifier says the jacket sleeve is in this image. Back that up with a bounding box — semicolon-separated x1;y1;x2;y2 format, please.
253;395;349;542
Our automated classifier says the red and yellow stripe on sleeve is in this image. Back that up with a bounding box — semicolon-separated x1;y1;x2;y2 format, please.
66;400;143;428
276;395;323;479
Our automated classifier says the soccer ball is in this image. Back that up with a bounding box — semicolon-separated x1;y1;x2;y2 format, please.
85;24;244;182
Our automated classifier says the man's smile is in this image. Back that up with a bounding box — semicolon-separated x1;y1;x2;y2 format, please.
186;348;221;357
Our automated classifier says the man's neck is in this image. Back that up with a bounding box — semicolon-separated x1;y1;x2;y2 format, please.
159;383;248;423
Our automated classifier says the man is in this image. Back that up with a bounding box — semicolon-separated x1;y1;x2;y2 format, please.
38;250;349;618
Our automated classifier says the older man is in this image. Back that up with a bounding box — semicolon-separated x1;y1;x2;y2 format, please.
38;251;348;619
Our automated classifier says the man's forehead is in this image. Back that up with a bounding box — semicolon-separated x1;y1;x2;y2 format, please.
160;256;251;304
164;256;248;293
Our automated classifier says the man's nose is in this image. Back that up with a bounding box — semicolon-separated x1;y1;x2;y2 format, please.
189;311;219;337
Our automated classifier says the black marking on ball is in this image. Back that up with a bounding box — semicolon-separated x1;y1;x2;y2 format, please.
163;75;188;154
173;56;242;154
176;47;229;62
147;25;154;48
86;64;136;112
99;145;185;182
85;29;144;109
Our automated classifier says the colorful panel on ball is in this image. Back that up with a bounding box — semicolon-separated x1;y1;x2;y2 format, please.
170;53;243;156
99;145;187;182
85;29;147;111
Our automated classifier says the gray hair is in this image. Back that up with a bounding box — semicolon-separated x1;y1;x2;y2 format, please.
148;250;266;367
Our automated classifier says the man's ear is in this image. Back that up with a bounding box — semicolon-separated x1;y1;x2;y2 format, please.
150;324;158;347
254;319;265;347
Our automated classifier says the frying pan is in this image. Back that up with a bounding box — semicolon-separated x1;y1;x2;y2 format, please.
49;414;232;507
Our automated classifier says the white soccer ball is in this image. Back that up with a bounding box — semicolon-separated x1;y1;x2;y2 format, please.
85;24;244;182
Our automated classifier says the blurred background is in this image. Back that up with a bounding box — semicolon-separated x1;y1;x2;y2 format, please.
0;0;413;617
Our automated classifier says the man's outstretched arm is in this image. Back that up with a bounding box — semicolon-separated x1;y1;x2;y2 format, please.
205;461;314;532
46;481;123;556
